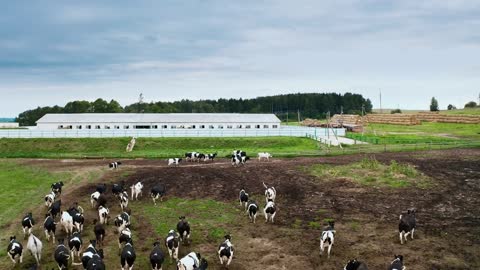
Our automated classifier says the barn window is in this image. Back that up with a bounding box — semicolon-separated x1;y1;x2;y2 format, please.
134;125;151;129
264;125;269;128
272;125;278;128
86;125;92;129
171;125;176;129
200;125;205;129
209;125;214;129
162;125;168;129
255;125;260;129
114;125;120;129
191;125;196;129
58;125;63;129
227;125;233;129
124;125;130;129
76;125;82;129
95;125;101;129
245;125;251;129
236;125;242;128
104;125;110;129
152;125;158;129
218;125;224;129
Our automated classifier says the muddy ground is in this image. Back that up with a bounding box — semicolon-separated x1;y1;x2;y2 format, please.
5;148;480;269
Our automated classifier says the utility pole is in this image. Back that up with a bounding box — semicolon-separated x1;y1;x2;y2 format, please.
297;109;301;123
138;93;144;113
379;89;382;114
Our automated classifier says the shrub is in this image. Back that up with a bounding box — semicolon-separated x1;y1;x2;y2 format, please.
464;101;478;108
391;109;402;114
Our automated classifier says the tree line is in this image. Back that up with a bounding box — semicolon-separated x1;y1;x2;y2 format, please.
16;92;372;126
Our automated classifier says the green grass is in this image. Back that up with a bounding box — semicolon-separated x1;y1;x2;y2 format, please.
141;197;242;243
307;157;431;188
441;108;480;115
0;136;319;158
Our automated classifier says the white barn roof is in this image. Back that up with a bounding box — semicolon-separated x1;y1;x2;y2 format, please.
36;113;281;123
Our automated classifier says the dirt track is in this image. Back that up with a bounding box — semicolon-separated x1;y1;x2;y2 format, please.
12;148;480;269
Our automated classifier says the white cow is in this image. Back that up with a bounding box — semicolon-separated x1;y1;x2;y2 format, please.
44;191;56;208
60;211;74;236
26;233;43;265
258;152;272;161
130;181;143;200
320;221;336;258
177;252;201;270
98;206;110;225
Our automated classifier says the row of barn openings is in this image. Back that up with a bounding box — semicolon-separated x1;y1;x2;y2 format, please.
302;112;480;131
56;123;280;130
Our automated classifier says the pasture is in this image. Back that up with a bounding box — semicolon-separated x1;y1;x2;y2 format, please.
1;148;479;269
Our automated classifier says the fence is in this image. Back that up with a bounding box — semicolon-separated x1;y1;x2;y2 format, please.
0;126;345;139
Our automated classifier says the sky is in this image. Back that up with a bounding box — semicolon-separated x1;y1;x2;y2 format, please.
0;0;479;116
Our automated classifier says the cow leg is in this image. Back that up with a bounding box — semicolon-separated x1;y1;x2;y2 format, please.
45;229;50;241
19;250;23;263
399;232;404;244
239;199;242;206
271;212;276;223
404;231;410;243
8;254;16;264
320;240;324;254
253;213;256;224
411;228;415;239
327;244;332;258
227;254;233;266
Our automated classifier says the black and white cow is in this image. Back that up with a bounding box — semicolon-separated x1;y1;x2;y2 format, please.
344;259;369;270
130;181;143;200
120;239;136;270
54;239;70;270
151;184;166;205
168;158;182;166
51;181;64;195
320;221;336;258
80;240;98;268
118;227;132;251
263;182;276;203
44;191;56;208
96;183;107;194
22;212;35;237
197;153;205;162
193;258;208;270
150;241;165;270
26;233;43;265
90;191;101;208
68;231;82;262
177;252;201;270
7;236;23;265
399;209;416;244
68;203;85;232
44;214;56;243
239;189;249;209
112;181;126;196
388;255;406;270
246;200;259;223
93;219;106;246
49;199;62;219
165;229;179;260
177;216;191;243
119;191;129;210
86;250;105;270
96;194;107;209
231;154;249;166
233;150;246;157
218;235;234;267
114;211;131;233
184;152;198;162
109;161;122;169
204;152;217;162
61;211;74;236
264;200;277;223
98;206;110;225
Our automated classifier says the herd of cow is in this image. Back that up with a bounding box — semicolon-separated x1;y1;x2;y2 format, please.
6;150;416;270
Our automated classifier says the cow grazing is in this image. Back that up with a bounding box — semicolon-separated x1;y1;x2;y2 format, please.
399;209;416;244
264;200;277;223
54;239;70;270
27;233;43;264
49;199;62;219
93;219;106;246
96;183;107;194
109;161;122;169
204;152;217;162
60;211;74;236
258;152;272;161
239;189;249;209
197;153;205;162
43;214;56;243
51;181;64;195
150;241;165;270
91;191;101;208
218;235;234;267
165;229;179;260
177;252;201;270
231;154;249;166
98;206;110;225
151;184;166;205
80;240;98;268
120;240;136;270
263;182;276;203
68;231;82;262
7;236;23;265
119;191;129;210
184;152;198;162
22;212;35;237
177;216;191;243
112;181;126;196
86;250;105;270
193;258;208;270
130;181;143;200
388;255;406;270
118;228;132;251
246;201;259;223
344;259;369;270
168;158;182;166
114;211;131;233
67;203;85;232
44;191;56;208
320;221;336;258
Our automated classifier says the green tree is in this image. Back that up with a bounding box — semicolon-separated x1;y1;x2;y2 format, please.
464;101;478;108
430;97;439;111
447;104;456;110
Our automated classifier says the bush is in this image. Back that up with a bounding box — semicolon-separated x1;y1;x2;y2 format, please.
464;101;478;108
391;109;402;114
447;104;456;110
430;97;439;111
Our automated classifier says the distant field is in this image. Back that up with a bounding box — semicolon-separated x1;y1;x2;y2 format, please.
0;137;319;158
441;107;480;115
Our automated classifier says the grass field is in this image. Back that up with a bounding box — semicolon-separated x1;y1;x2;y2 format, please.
0;137;319;158
441;107;480;115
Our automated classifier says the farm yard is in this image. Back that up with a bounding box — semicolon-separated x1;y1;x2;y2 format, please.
1;148;479;269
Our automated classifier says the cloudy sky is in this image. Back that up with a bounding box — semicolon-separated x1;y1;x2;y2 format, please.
1;0;479;116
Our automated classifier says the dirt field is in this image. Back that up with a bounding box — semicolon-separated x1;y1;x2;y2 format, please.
4;148;480;270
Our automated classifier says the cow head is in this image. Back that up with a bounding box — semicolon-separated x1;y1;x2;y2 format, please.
89;239;97;248
393;254;404;262
224;234;232;241
9;236;16;242
179;216;186;221
344;259;360;270
153;241;161;247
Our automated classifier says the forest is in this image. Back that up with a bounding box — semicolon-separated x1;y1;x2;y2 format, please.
16;92;372;126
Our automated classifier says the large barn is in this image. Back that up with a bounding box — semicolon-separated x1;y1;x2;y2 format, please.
35;113;282;130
